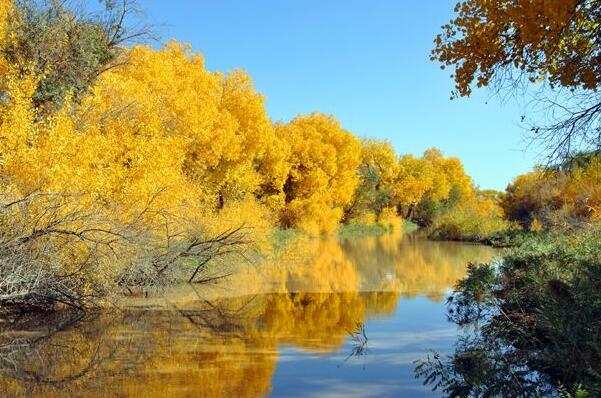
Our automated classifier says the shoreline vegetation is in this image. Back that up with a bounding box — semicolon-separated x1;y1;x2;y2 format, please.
416;227;601;397
417;0;601;396
0;0;512;313
0;1;597;311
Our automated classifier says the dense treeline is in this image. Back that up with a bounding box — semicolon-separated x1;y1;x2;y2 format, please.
0;0;505;310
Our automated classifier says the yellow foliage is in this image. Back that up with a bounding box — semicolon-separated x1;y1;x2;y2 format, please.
355;211;377;225
433;0;598;96
423;148;473;201
202;196;275;254
0;0;13;79
563;157;601;221
530;218;544;232
431;193;508;240
377;206;400;229
277;113;361;234
393;148;473;209
0;41;292;230
0;10;494;244
394;154;434;207
503;157;601;229
360;138;399;187
0;68;39;174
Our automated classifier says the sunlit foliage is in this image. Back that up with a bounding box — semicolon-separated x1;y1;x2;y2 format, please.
430;192;508;241
1;39;289;222
433;0;600;97
502;154;601;230
394;154;434;215
389;148;508;240
433;0;601;161
394;149;473;218
277;113;361;234
345;139;398;223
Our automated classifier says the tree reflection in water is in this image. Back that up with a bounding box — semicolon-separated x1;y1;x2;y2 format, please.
0;231;496;397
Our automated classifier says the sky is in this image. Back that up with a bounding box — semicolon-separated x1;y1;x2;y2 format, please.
137;0;541;190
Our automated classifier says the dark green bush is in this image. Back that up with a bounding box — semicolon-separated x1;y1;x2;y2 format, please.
416;229;601;397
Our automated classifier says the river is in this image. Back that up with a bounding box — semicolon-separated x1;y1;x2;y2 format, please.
0;230;496;397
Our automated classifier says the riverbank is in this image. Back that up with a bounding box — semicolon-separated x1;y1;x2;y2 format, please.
338;219;419;240
417;227;601;397
271;218;419;251
428;228;541;248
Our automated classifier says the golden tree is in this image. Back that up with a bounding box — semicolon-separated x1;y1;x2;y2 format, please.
277;113;361;234
345;139;399;222
433;0;601;160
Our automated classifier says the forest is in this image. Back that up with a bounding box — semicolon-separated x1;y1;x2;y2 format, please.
0;0;599;397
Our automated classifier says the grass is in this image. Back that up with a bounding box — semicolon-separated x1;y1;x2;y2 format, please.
338;219;418;240
271;219;419;250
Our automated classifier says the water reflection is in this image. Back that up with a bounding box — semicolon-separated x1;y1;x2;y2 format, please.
0;231;495;397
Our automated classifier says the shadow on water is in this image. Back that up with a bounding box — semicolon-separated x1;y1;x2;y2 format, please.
0;231;497;397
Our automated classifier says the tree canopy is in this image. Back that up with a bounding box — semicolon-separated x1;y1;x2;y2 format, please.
433;0;601;161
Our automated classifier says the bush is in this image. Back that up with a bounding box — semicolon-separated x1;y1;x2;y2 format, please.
416;229;601;397
429;199;508;241
377;206;400;229
0;191;253;311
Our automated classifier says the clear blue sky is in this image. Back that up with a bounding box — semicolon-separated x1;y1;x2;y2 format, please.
137;0;540;190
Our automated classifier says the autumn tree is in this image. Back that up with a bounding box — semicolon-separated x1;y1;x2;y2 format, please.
215;69;290;210
502;170;564;229
502;154;601;229
277;113;361;234
14;42;284;219
422;148;473;201
344;139;398;222
433;0;601;161
393;154;434;219
0;36;266;306
3;0;149;112
391;148;473;222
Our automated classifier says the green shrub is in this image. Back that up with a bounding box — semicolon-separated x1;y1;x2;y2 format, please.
429;201;508;242
416;229;601;397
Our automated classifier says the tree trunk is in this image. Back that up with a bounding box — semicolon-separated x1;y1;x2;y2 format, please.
406;203;415;220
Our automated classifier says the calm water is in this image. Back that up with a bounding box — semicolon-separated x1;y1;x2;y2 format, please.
0;231;496;397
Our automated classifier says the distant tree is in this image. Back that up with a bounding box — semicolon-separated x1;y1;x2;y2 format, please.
394;148;473;224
